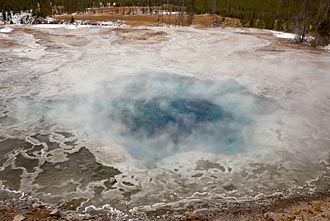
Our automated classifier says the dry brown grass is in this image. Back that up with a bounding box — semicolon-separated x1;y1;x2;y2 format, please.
54;7;240;27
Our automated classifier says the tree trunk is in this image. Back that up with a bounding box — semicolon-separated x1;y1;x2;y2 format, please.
295;0;312;43
187;0;194;26
212;0;217;25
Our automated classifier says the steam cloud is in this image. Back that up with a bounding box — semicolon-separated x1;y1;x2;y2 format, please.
24;73;275;163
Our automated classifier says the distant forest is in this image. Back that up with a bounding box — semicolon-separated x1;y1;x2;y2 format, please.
1;0;329;45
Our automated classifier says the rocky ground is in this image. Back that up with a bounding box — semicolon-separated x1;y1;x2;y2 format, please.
0;188;330;220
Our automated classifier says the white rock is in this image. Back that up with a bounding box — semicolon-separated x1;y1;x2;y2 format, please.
0;27;13;33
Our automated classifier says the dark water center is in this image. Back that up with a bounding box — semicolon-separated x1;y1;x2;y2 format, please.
119;98;231;138
112;95;240;162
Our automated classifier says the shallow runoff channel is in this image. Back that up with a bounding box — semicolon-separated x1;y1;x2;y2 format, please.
0;25;330;215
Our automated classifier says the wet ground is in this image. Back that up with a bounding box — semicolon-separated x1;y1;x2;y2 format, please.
0;25;330;220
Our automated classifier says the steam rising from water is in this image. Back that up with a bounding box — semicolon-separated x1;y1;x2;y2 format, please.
26;73;274;162
2;27;330;214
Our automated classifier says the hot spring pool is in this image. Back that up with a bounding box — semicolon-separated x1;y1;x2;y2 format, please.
1;27;329;218
26;74;275;163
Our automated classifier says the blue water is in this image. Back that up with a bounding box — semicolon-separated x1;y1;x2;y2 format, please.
97;74;275;162
119;98;230;138
114;98;243;162
27;73;275;163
